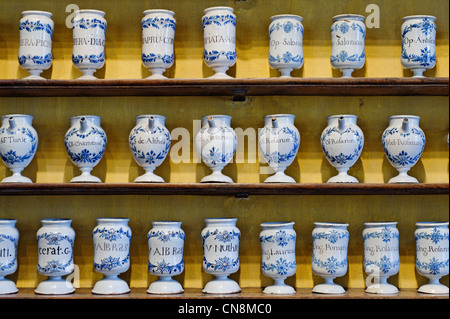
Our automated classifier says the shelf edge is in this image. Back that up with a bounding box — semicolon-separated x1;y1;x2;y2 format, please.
0;183;448;196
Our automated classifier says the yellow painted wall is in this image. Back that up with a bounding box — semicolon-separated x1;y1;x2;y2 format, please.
0;0;448;290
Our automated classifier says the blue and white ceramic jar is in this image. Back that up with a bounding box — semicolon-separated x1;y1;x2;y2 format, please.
92;218;131;295
72;9;107;79
312;222;349;294
64;115;107;183
0;114;38;183
363;222;400;294
129;115;171;183
401;15;437;78
415;222;449;294
147;221;185;294
35;218;75;295
258;114;300;183
330;14;366;77
202;7;237;78
0;219;19;294
142;9;176;79
260;222;296;294
382;115;425;183
195;115;237;183
269;15;304;77
18;10;53;79
201;218;241;294
320;115;364;183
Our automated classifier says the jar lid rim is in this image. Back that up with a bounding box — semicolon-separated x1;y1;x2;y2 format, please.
403;15;436;21
332;14;365;21
270;14;303;21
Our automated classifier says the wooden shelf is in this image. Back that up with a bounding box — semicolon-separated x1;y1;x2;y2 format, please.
0;183;447;196
1;288;447;300
0;77;448;98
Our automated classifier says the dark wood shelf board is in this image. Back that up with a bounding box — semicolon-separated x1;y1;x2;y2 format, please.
0;183;447;196
0;287;447;300
0;77;448;97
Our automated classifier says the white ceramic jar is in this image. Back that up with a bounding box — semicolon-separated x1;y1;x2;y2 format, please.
35;219;75;295
18;10;53;79
72;9;107;79
64;115;107;183
92;218;131;295
258;114;300;183
381;115;425;183
260;222;296;294
195;115;237;183
363;222;400;294
202;6;237;78
269;15;304;77
201;218;241;294
147;221;185;294
142;9;176;79
0;219;19;294
0;114;38;183
320;115;364;183
415;222;449;294
330;14;366;77
129;115;171;183
312;222;349;294
401;16;437;78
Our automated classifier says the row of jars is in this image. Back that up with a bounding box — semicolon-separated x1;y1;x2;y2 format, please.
0;218;448;295
17;8;437;79
0;113;435;184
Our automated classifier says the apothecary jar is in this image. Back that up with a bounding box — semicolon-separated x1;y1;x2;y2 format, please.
260;222;297;294
330;14;366;77
92;218;132;295
415;222;449;294
0;219;19;294
147;221;185;294
268;14;304;77
72;9;107;79
363;222;400;294
18;10;53;79
35;218;75;295
201;218;241;294
401;15;437;78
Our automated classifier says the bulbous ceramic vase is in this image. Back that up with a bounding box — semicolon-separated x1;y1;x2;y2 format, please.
64;115;107;183
258;114;300;183
381;115;425;183
129;115;171;183
0;114;38;183
320;115;364;183
195;115;237;183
